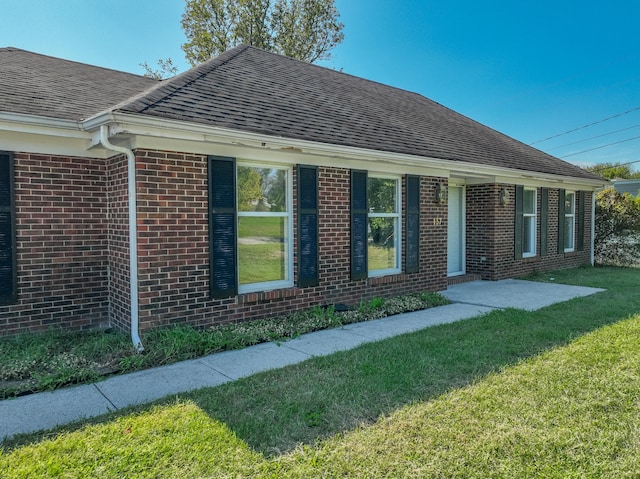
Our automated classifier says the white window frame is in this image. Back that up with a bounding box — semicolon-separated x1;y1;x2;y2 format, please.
367;174;402;277
236;162;294;294
564;191;576;253
523;188;537;258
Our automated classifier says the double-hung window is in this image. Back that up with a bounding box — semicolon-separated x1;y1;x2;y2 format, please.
236;163;292;293
367;175;401;276
564;191;576;252
522;188;537;257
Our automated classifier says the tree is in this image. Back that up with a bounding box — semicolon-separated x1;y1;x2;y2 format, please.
594;187;640;266
180;0;344;66
139;58;179;79
584;162;640;180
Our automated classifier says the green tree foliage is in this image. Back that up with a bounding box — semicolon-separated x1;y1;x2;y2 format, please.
139;58;179;79
594;187;640;266
237;166;263;211
180;0;344;66
584;162;640;180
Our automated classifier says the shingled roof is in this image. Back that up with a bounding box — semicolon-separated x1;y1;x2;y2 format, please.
1;45;601;181
0;47;157;120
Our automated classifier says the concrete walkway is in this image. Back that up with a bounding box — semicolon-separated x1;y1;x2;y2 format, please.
1;280;604;441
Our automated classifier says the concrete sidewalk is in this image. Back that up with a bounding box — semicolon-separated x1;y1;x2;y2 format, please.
1;280;604;441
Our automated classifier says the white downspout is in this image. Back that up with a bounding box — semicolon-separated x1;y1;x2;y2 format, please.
99;125;144;352
591;192;596;266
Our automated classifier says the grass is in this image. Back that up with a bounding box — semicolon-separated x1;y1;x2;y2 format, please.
2;266;639;477
0;292;449;398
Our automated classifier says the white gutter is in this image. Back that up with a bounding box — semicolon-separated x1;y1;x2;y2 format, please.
85;111;609;190
98;125;144;352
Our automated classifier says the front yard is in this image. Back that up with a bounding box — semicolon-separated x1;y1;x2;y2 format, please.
2;266;640;477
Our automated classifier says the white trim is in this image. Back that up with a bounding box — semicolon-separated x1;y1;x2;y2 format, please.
564;191;576;253
81;112;608;190
522;188;537;258
0;110;609;190
236;162;294;293
447;185;466;276
367;173;402;277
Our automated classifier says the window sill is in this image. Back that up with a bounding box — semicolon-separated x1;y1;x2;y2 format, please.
238;287;300;305
367;273;408;286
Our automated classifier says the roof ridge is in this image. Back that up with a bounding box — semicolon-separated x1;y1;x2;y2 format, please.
107;45;251;116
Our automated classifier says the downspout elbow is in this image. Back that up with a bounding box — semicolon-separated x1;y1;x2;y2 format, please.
98;125;144;352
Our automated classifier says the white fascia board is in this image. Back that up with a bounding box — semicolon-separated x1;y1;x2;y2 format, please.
0;112;111;158
83;112;609;190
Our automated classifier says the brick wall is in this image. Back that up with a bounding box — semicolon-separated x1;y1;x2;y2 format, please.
0;153;109;335
131;150;448;332
107;154;132;333
0;148;593;337
466;184;592;280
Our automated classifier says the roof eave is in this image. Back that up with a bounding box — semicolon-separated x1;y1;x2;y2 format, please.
82;111;609;190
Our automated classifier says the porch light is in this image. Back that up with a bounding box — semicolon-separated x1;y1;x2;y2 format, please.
435;183;447;203
499;187;510;205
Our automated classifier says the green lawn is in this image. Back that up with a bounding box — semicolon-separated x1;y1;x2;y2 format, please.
2;266;640;477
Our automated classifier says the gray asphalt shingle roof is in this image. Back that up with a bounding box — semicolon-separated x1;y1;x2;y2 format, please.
1;44;601;181
0;47;157;120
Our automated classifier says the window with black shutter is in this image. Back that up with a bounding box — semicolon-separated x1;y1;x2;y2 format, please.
351;170;368;280
0;152;16;303
557;189;566;254
405;175;420;273
514;185;524;259
540;188;549;256
208;156;238;299
297;165;318;287
577;191;585;251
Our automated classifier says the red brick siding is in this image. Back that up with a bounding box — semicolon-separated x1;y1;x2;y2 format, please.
107;155;132;333
466;184;592;280
131;150;448;332
0;153;109;335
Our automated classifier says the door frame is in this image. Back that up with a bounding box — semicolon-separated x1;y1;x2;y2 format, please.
447;184;466;277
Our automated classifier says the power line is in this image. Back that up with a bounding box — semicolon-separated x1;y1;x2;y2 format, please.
590;159;640;172
546;123;640;151
530;106;640;145
562;134;640;158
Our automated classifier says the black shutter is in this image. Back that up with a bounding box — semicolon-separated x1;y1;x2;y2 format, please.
540;188;549;256
0;152;16;303
405;175;420;273
514;185;523;259
297;165;319;287
208;156;238;299
577;191;585;251
557;189;566;254
351;170;368;280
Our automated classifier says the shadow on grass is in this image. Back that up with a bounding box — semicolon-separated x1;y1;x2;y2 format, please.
185;279;634;456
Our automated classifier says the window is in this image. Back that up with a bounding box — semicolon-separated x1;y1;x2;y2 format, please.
236;163;292;292
0;152;16;303
367;175;401;276
564;191;576;252
522;188;537;257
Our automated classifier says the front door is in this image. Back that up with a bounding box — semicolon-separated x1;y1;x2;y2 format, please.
447;185;465;276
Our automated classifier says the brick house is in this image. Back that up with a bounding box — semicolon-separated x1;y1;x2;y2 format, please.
0;45;606;346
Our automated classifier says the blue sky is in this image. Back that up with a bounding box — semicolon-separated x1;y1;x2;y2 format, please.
2;0;639;172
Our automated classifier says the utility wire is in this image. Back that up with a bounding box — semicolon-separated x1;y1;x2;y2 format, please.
562;134;640;158
590;158;640;172
530;106;640;145
546;123;640;151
